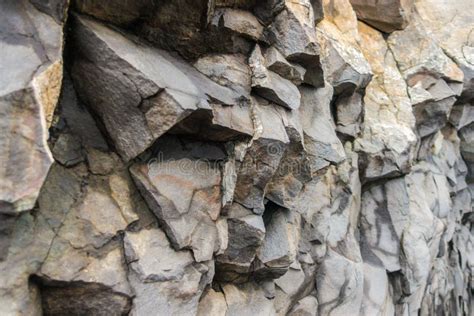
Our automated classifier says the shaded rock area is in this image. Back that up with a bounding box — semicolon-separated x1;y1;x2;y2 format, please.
0;0;473;315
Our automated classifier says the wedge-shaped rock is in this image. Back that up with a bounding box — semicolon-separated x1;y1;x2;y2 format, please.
268;0;324;86
388;19;464;137
317;0;372;95
416;0;474;102
194;54;252;98
71;15;244;161
130;153;222;262
350;0;414;33
264;46;306;85
450;105;474;131
0;0;66;214
218;8;264;42
231;97;289;212
254;207;300;278
216;203;265;281
355;22;417;182
249;45;301;110
299;85;346;171
124;227;213;315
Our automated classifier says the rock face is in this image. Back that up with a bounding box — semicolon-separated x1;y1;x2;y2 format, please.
0;0;473;316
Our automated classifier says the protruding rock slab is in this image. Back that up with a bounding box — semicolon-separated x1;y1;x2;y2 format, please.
71;15;244;161
249;45;301;110
268;0;324;86
349;0;414;33
216;203;265;281
0;0;67;214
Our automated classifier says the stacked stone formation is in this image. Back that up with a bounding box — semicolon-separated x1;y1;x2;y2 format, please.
0;0;472;315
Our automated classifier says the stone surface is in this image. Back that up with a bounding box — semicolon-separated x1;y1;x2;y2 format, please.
249;45;301;110
0;0;66;214
350;0;414;33
355;22;417;182
415;0;474;102
71;14;243;161
2;0;474;315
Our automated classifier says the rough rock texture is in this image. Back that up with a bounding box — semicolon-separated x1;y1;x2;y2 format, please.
1;0;473;315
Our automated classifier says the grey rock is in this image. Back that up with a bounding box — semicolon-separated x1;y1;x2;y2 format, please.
249;45;301;110
197;288;228;316
130;157;222;262
219;8;265;42
0;0;66;214
268;0;324;86
124;227;213;315
288;295;318;316
450;104;474;130
355;22;417;182
222;282;276;316
194;54;252;98
388;18;464;137
232;97;289;212
216;203;265;281
71;15;243;161
254;208;300;278
264;46;306;85
416;0;474;102
350;0;414;33
299;85;346;171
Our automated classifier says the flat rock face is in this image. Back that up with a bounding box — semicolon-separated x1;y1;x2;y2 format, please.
1;0;474;315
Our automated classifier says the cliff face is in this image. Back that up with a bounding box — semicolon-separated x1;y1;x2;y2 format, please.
0;0;472;315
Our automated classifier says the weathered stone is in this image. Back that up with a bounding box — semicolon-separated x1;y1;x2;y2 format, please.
335;92;364;138
360;245;395;315
0;0;66;214
194;54;252;98
222;282;276;315
130;152;222;262
350;0;414;33
197;288;228;316
71;15;243;161
216;203;265;281
254;207;300;278
450;104;474;131
264;46;306;85
316;247;363;315
124;227;213;315
249;45;301;110
218;8;264;41
416;0;474;102
73;0;154;26
52;133;84;166
388;18;464;137
268;0;324;86
299;85;346;171
288;295;319;316
232;98;289;212
355;22;417;182
317;0;372;95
